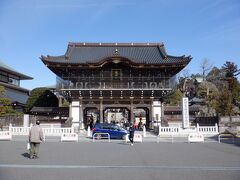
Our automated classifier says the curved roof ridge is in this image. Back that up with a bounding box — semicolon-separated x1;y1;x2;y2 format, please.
68;42;164;47
41;55;66;60
41;42;192;65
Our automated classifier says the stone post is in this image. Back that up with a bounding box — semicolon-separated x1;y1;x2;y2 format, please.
158;123;161;136
87;126;91;137
143;125;146;137
9;123;12;133
196;123;199;133
215;123;218;133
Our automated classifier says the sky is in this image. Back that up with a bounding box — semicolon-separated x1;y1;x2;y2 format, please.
0;0;239;90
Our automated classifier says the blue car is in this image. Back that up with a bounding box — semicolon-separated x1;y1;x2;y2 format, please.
92;123;128;139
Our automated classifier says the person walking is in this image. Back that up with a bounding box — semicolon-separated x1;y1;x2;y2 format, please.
29;120;44;159
128;124;135;146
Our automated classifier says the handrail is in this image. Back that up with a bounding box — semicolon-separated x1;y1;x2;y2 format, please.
92;133;110;142
218;134;235;143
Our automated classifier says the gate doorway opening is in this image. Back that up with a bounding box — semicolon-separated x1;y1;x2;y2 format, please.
133;108;149;129
104;107;130;124
83;108;99;129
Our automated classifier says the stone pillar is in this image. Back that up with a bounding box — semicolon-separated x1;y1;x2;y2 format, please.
99;98;103;123
182;97;190;129
70;100;80;129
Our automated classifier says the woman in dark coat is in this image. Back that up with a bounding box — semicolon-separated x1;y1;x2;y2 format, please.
128;124;135;146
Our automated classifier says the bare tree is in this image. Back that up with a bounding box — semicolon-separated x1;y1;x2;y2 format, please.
200;58;212;81
181;68;190;79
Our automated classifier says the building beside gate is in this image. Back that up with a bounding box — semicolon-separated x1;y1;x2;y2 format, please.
0;60;33;112
41;42;191;129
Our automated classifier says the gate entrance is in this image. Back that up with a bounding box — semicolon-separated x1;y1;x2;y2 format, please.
83;108;99;129
133;108;149;129
104;107;130;124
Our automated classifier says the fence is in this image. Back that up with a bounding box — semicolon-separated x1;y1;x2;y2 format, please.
197;124;218;134
9;124;74;136
92;133;110;142
0;114;25;129
158;123;218;136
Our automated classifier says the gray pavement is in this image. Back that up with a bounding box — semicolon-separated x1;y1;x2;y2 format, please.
0;136;240;180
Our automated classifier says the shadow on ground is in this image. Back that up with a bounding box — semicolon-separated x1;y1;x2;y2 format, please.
21;153;30;159
209;135;240;147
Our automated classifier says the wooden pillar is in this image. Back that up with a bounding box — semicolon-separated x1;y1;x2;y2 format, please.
161;100;164;126
149;99;154;129
99;98;103;123
79;98;84;130
130;98;134;124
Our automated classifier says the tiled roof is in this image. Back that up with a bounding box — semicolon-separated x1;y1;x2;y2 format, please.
0;60;33;80
41;42;191;65
0;82;30;104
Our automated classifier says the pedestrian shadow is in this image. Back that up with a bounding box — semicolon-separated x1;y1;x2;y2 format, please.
21;153;30;159
208;135;240;147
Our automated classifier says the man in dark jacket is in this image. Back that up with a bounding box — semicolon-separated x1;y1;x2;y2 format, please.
128;124;135;146
29;120;44;159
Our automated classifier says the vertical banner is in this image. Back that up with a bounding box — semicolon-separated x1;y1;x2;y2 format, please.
182;97;189;128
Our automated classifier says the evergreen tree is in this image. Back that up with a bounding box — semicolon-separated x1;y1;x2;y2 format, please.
25;87;58;113
165;89;183;105
222;61;240;91
0;86;17;117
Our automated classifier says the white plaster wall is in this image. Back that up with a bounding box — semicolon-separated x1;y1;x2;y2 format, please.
153;101;162;121
71;101;80;127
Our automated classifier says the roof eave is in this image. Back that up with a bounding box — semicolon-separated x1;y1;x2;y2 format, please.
0;82;31;92
0;67;33;80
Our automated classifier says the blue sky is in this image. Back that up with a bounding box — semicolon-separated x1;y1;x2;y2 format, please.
0;0;239;90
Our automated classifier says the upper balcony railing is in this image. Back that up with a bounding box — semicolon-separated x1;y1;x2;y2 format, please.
56;76;176;90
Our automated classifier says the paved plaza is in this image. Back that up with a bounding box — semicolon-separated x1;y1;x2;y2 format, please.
0;137;240;180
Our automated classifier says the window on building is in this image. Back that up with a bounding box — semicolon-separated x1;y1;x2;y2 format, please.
0;74;8;83
8;77;20;86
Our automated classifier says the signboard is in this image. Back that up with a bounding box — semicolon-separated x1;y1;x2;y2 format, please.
0;131;12;141
188;133;204;143
72;101;80;107
61;133;78;142
125;134;143;143
182;97;189;128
